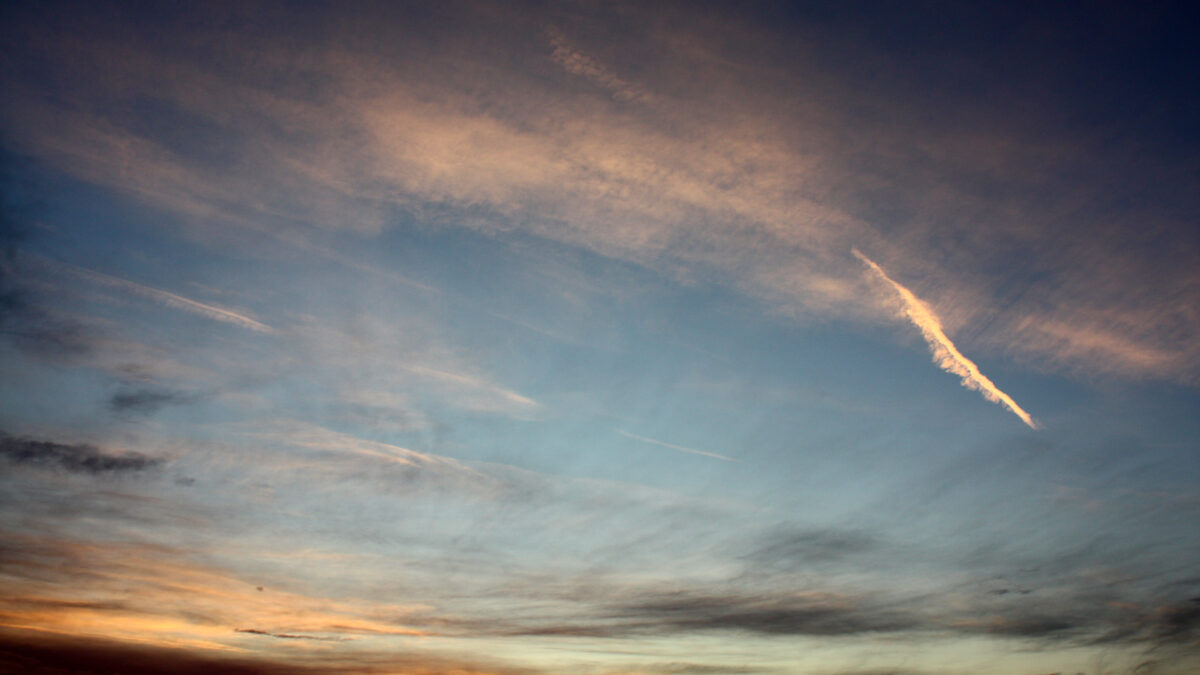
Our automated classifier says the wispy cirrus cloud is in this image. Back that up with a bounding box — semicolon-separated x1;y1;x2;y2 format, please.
616;429;736;462
547;27;650;103
852;248;1039;429
48;260;274;333
259;421;471;472
404;365;539;417
3;0;1197;391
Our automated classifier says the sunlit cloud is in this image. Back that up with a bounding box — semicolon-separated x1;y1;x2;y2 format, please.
405;365;538;412
0;533;431;647
257;421;473;473
852;249;1039;429
2;1;1196;386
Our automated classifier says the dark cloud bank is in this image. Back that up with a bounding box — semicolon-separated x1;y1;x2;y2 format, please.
0;628;535;675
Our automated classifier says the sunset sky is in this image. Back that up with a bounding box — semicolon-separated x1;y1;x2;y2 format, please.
2;2;1199;673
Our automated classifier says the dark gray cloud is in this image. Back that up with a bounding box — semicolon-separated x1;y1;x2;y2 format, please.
0;629;540;675
633;664;768;674
946;588;1200;648
1087;596;1200;647
459;571;1200;655
0;432;163;474
743;526;881;570
234;628;342;641
611;591;910;637
3;597;131;614
1154;597;1200;642
108;387;199;415
979;613;1082;639
0;633;289;675
819;671;931;675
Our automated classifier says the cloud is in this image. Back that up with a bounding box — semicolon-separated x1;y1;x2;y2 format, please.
423;588;911;640
503;581;1200;654
288;315;539;422
547;27;650;103
611;591;909;637
1152;597;1200;643
1010;314;1188;382
7;1;1197;388
405;365;540;417
0;170;95;358
626;664;766;674
0;628;538;675
1;3;871;322
0;631;292;675
108;387;200;416
0;531;434;648
0;280;93;358
0;432;164;474
853;248;1039;429
744;526;880;569
944;594;1200;651
327;388;432;433
48;258;274;333
259;421;472;472
818;671;931;675
616;429;737;462
233;628;342;641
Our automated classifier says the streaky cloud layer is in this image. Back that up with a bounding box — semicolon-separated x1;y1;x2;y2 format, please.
852;248;1039;429
2;3;1198;674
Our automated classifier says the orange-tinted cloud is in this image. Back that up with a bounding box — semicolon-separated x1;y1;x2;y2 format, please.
853;249;1039;428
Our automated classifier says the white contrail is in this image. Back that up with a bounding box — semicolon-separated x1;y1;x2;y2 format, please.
53;260;274;333
616;429;737;462
852;249;1038;429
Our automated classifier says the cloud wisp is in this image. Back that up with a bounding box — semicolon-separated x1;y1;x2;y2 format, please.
852;249;1039;429
616;430;737;462
49;259;274;333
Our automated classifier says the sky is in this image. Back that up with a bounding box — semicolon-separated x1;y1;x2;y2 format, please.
1;1;1198;673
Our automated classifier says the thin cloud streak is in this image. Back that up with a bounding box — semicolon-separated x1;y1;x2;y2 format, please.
404;364;540;414
616;429;737;462
49;258;274;333
547;27;650;103
852;248;1039;429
